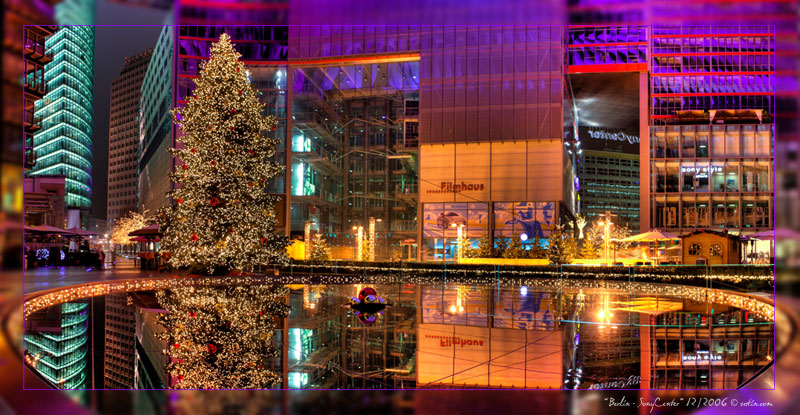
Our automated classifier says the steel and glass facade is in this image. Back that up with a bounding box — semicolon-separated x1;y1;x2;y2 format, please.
24;302;90;389
647;26;775;234
138;25;174;215
29;24;95;221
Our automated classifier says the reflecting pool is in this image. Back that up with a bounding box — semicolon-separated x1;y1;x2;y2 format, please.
23;276;775;390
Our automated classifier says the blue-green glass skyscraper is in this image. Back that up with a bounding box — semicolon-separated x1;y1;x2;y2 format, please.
29;0;95;227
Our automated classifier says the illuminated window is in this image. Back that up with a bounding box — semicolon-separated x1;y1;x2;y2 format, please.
710;244;722;257
688;243;701;256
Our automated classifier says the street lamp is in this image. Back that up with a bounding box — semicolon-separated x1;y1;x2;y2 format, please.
598;212;613;266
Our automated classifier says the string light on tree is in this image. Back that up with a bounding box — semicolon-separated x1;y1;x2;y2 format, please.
160;33;289;275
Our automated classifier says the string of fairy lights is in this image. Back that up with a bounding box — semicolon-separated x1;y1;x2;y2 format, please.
23;268;775;324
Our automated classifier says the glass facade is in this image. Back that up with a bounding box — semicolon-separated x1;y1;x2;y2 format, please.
138;25;175;215
648;309;773;389
651;124;773;232
24;302;90;389
29;24;95;212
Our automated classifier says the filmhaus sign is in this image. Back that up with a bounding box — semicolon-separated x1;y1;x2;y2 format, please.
427;181;485;194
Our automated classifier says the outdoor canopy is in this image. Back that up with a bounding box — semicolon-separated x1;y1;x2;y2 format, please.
25;224;74;235
128;223;161;237
617;229;679;242
747;228;800;241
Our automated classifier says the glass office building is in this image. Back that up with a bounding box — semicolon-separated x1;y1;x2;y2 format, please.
648;26;774;234
138;24;175;215
29;24;95;226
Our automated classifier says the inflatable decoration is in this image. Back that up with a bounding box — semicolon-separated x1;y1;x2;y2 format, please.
345;287;392;325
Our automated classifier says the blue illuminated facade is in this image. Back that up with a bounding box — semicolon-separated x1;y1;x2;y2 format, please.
29;0;95;227
24;302;90;389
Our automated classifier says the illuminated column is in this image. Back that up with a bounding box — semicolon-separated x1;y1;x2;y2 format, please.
368;217;376;262
599;213;613;266
304;221;311;260
354;226;364;261
456;224;465;262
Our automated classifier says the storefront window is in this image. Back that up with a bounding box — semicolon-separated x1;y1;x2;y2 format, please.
755;199;769;227
666;131;680;158
682;132;695;157
724;163;739;192
755;162;769;192
741;162;755;192
696;131;709;157
654;130;666;158
655;199;666;228
694;162;709;192
682;199;696;227
742;198;755;228
711;128;725;157
741;127;755;157
697;200;710;227
666;164;679;192
713;199;726;227
725;127;740;156
755;126;771;156
711;163;725;192
665;200;678;227
655;163;666;192
681;163;695;191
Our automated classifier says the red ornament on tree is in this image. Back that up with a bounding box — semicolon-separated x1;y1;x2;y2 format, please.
190;311;197;317
191;233;198;242
236;67;240;72
177;198;183;204
207;344;218;354
190;148;196;153
210;160;217;166
259;310;264;316
248;149;254;156
228;227;234;233
230;126;235;131
182;164;188;170
238;90;242;95
230;109;236;114
209;197;220;206
174;343;180;348
271;125;277;131
260;237;268;244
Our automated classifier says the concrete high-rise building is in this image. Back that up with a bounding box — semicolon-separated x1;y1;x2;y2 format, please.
108;49;153;226
138;24;174;215
103;294;136;388
28;0;96;229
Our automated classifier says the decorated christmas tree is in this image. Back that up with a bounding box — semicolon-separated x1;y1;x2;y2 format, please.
503;233;526;259
156;284;290;389
472;233;493;258
161;33;289;274
579;234;600;259
547;224;579;265
307;234;331;262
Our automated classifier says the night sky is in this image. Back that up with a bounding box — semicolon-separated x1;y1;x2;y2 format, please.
91;0;167;221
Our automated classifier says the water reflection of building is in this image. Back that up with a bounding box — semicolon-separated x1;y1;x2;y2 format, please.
24;301;90;389
134;304;169;388
286;284;418;389
641;304;774;389
418;285;562;388
104;294;136;388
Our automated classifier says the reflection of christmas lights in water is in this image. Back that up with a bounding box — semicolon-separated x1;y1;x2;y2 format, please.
36;249;49;261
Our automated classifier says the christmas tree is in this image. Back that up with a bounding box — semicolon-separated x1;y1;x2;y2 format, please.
503;233;526;259
161;33;289;274
546;224;579;265
473;233;493;258
156;284;290;389
579;234;600;259
307;234;331;262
